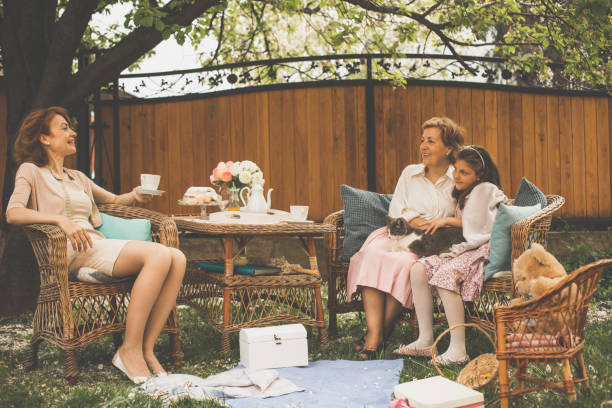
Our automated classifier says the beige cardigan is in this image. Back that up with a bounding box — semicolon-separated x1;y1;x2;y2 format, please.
7;162;116;227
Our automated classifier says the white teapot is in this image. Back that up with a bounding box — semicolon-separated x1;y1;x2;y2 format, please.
240;179;273;213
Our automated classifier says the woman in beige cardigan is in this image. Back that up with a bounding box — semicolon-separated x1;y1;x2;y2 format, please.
6;106;185;383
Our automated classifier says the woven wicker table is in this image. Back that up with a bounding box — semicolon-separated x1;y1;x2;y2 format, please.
174;216;335;355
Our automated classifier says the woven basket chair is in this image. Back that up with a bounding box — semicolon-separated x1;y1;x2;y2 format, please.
22;203;183;384
494;258;612;407
323;195;565;336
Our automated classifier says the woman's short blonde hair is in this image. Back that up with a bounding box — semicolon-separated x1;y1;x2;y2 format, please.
422;117;465;164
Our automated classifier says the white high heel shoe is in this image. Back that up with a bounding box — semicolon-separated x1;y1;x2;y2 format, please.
112;351;150;384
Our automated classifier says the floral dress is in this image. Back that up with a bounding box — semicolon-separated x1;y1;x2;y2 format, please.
418;182;506;301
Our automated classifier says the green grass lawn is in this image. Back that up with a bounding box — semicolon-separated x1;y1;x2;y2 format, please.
1;296;610;408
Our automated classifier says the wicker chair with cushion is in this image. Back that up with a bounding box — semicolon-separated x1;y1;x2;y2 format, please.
323;195;565;335
22;203;183;384
494;259;612;407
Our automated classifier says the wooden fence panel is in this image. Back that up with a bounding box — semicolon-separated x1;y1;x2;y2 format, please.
571;97;587;217
91;84;611;220
496;90;511;193
584;97;599;217
546;96;561;206
597;98;611;216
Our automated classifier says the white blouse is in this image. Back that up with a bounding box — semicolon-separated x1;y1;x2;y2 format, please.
388;164;456;222
449;182;507;256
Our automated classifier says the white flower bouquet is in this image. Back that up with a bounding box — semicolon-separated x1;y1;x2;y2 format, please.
209;160;263;189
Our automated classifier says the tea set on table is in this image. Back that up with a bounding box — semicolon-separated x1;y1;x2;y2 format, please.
177;178;309;223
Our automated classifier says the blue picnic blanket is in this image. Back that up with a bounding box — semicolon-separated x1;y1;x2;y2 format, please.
226;359;404;408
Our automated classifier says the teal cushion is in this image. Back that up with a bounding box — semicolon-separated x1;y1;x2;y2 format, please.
514;178;547;209
95;212;152;242
340;185;393;261
484;203;541;280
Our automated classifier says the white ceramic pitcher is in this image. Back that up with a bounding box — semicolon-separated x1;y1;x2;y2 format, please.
240;180;273;213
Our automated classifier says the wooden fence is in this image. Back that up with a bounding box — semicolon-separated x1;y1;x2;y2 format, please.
1;83;611;220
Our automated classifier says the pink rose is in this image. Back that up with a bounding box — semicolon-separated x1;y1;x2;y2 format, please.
210;174;216;184
221;170;232;182
215;162;226;174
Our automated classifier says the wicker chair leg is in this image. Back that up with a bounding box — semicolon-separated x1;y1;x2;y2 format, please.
64;350;80;385
24;338;41;371
498;359;511;408
328;310;338;337
319;326;329;349
577;353;590;393
169;332;183;367
327;270;338;336
562;358;577;402
220;333;231;356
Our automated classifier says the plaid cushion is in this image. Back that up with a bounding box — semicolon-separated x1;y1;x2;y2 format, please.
340;184;392;261
514;178;547;209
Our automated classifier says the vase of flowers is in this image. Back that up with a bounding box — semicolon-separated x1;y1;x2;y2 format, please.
210;160;263;211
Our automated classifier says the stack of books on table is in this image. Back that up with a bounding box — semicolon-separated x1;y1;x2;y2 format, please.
198;262;280;276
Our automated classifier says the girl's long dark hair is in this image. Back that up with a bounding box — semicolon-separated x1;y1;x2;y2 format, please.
452;145;501;209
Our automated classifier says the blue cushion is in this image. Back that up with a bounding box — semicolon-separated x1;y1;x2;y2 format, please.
340;185;393;261
514;178;547;209
95;212;152;242
484;203;541;280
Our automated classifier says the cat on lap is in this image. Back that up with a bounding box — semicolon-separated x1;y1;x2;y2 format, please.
386;215;465;257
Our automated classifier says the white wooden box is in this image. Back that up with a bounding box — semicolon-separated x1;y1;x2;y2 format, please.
239;324;308;371
394;376;484;408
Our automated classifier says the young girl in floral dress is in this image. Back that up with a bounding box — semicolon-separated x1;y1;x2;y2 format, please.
394;145;507;365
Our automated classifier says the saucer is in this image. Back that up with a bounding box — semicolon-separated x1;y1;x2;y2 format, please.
136;187;165;196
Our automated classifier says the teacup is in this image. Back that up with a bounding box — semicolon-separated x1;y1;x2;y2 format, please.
290;205;309;221
141;174;161;190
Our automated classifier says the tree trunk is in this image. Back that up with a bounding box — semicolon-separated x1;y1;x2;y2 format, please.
0;1;56;316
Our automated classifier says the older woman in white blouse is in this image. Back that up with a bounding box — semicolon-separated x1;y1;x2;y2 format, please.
347;117;465;359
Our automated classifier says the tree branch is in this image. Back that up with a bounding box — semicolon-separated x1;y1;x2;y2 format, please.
341;0;479;73
208;10;225;64
33;0;100;108
60;0;221;107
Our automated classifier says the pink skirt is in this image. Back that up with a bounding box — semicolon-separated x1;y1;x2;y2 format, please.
419;242;490;301
346;227;419;308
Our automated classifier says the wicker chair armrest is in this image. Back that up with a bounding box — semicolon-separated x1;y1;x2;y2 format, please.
97;203;179;248
323;210;344;263
508;195;565;282
23;223;69;286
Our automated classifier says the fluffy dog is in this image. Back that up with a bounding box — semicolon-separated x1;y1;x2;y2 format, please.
513;243;567;300
511;243;578;335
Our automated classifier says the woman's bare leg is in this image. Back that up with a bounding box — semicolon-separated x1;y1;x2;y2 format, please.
361;286;385;351
111;241;173;378
403;262;434;349
383;293;403;339
142;248;186;373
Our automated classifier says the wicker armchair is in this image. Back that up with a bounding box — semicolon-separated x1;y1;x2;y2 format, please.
494;259;612;407
22;203;183;384
323;195;565;335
